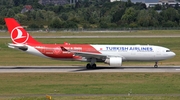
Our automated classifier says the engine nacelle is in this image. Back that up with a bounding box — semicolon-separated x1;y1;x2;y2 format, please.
105;57;122;67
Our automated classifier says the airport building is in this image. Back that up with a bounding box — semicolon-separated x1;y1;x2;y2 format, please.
38;0;180;7
146;0;179;7
38;0;79;5
111;0;180;8
110;0;117;1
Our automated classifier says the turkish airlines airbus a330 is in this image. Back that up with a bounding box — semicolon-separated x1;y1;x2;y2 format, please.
5;18;176;69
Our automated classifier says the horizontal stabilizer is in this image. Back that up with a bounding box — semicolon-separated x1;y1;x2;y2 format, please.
8;43;28;51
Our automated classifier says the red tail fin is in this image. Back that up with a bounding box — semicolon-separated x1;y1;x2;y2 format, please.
5;18;41;44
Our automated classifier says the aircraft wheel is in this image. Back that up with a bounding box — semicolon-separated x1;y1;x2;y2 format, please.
154;65;158;68
154;62;158;68
92;64;96;69
86;63;91;69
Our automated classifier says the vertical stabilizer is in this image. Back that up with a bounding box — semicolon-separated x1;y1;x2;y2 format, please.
5;18;41;44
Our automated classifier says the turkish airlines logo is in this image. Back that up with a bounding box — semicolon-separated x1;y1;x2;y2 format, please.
11;26;29;44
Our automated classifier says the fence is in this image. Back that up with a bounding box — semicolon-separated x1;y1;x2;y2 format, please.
1;27;180;33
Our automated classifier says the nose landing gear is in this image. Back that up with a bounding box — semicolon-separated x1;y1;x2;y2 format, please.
154;61;158;68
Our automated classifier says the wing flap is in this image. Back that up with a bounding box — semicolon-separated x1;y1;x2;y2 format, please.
73;51;106;59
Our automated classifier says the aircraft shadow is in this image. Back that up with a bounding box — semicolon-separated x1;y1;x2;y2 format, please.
71;66;179;72
0;66;178;72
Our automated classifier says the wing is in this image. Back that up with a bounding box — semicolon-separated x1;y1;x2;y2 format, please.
60;46;117;59
61;46;122;59
72;51;107;59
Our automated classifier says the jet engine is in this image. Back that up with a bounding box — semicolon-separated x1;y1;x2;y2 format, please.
105;57;122;66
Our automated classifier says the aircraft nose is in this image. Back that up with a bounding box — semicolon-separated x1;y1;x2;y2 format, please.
170;52;176;57
172;52;176;56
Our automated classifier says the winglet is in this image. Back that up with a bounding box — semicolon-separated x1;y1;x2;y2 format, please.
5;18;41;44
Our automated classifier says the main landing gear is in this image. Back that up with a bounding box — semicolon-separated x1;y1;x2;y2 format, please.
86;58;97;69
86;63;96;69
154;61;158;68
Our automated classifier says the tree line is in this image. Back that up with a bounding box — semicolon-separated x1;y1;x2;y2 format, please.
1;0;180;29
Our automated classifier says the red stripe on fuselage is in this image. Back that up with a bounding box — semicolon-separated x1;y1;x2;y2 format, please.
32;44;100;60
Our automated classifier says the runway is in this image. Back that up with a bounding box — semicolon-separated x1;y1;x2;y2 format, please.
0;66;179;73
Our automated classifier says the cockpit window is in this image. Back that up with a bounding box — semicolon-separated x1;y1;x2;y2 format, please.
166;50;171;52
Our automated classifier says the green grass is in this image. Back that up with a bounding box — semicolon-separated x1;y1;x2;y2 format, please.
0;31;180;99
0;73;180;100
3;96;180;100
1;30;180;37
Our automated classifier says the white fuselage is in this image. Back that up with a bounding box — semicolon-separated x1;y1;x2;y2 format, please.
20;44;175;62
92;45;175;61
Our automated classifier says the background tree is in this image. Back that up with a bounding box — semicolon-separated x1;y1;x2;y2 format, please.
137;10;151;27
1;0;180;28
63;21;78;28
160;8;180;26
28;23;39;29
121;7;137;25
6;9;15;17
49;17;63;28
154;4;162;10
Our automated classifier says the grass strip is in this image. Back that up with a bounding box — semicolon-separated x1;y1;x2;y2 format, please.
0;73;180;100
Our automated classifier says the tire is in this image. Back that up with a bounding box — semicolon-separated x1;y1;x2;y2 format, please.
92;64;96;69
154;65;158;68
86;63;91;69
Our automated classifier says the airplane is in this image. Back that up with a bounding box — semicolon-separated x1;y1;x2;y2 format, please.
5;18;176;69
